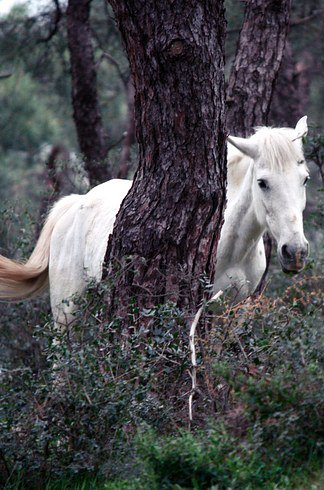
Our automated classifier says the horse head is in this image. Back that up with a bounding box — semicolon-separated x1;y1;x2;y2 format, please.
228;116;309;274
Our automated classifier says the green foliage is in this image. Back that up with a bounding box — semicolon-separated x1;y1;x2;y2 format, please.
105;417;322;489
0;283;189;487
103;281;323;490
0;72;62;153
0;274;323;488
0;0;130;194
129;427;319;490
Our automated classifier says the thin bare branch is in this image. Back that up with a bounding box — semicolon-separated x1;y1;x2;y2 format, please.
37;0;63;44
189;290;223;428
290;8;324;26
227;8;324;35
96;51;128;87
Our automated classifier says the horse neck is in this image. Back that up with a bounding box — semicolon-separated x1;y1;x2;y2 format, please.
223;159;265;260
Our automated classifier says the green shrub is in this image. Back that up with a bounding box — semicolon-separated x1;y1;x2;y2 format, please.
117;424;322;490
0;262;322;488
0;283;190;487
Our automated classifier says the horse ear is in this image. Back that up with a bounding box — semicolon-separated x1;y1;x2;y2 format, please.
294;116;308;140
227;135;259;160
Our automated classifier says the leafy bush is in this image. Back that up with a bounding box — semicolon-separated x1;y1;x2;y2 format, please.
102;277;321;490
0;283;190;487
0;214;322;490
128;427;317;490
211;279;323;457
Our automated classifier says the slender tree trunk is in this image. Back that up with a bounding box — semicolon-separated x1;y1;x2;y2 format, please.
227;0;291;137
105;0;227;319
66;0;111;185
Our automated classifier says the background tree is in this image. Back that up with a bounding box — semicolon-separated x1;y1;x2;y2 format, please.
227;0;291;137
66;0;111;184
105;0;227;318
269;1;324;126
269;42;310;127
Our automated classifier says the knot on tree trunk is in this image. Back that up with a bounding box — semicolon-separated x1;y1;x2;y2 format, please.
168;39;186;58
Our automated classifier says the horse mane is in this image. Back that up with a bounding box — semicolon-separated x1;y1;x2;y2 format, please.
251;127;303;172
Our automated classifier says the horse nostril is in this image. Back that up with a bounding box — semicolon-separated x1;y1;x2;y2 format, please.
282;243;308;262
281;244;293;260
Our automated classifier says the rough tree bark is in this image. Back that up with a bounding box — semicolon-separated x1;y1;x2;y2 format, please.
226;0;291;296
105;0;227;318
227;0;292;137
66;0;111;185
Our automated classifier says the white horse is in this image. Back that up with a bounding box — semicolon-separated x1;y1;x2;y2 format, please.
0;117;309;326
214;116;309;300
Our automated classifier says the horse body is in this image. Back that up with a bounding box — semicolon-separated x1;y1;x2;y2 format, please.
48;179;132;326
0;118;309;325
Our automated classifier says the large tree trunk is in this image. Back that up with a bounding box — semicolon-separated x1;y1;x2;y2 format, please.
66;0;111;185
105;0;227;319
227;0;291;137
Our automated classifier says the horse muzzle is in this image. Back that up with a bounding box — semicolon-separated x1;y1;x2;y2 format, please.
279;243;309;274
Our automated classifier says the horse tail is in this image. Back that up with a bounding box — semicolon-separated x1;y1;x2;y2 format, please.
0;194;80;301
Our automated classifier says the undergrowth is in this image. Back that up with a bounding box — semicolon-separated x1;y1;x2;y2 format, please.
0;273;323;489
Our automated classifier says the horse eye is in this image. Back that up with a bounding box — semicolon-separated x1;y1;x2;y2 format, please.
257;179;268;190
303;176;310;186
